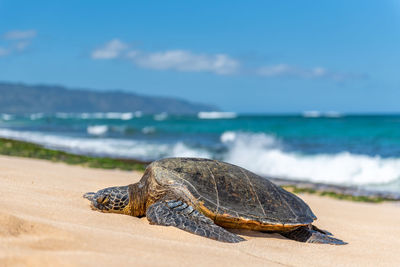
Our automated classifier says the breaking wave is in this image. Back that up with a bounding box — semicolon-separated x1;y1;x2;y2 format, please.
302;111;343;118
198;112;237;119
220;131;400;186
0;128;211;160
87;125;109;136
1;126;400;189
55;112;142;120
1;114;15;121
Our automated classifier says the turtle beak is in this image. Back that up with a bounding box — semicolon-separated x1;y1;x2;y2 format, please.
83;192;95;201
83;192;102;211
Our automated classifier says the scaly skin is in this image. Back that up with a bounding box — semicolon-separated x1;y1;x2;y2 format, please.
83;186;132;215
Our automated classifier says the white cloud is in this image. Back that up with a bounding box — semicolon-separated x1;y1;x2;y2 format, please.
91;39;363;80
0;29;37;57
256;64;360;81
130;50;239;75
257;64;327;78
91;39;128;59
14;41;31;51
257;64;292;77
92;39;239;75
3;30;37;40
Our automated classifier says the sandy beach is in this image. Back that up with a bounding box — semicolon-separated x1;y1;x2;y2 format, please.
1;155;400;267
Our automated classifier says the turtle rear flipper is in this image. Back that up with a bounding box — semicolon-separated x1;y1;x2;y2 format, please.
281;226;346;245
311;225;333;236
146;200;245;243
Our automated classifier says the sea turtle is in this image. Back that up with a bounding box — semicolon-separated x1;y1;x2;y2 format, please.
83;158;345;244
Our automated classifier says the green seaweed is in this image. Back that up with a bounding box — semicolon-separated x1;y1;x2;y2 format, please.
0;137;147;171
284;185;387;203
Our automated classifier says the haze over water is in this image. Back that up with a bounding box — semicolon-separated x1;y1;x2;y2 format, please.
1;112;400;193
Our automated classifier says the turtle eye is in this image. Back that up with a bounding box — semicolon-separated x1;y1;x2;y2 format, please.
97;195;110;205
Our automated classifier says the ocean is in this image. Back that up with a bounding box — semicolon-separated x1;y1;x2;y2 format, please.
1;111;400;193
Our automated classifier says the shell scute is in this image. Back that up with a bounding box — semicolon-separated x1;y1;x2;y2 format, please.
150;158;316;226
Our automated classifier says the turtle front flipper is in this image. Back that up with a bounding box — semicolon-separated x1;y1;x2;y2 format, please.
281;225;346;245
146;200;245;243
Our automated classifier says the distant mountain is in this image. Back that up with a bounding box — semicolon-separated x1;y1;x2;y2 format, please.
0;82;218;114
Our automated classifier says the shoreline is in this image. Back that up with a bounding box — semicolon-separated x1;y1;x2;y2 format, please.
1;155;400;266
1;137;399;203
271;177;400;202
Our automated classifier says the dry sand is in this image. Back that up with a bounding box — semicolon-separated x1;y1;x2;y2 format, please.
1;155;400;267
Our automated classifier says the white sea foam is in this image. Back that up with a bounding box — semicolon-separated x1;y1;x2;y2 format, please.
105;112;133;120
154;112;168;121
221;131;400;186
87;125;109;136
198;111;237;119
29;113;44;120
302;111;321;118
302;111;343;118
220;131;236;143
1;114;14;121
0;128;210;160
55;112;140;120
55;112;71;119
142;126;156;134
170;142;211;158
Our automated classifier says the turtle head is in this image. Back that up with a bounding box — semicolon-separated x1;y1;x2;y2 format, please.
83;186;131;214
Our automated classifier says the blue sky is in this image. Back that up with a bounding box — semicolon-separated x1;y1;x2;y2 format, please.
0;0;399;113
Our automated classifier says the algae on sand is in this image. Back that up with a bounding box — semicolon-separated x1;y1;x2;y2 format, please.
0;138;146;171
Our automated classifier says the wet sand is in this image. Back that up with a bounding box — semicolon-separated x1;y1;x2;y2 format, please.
1;155;399;266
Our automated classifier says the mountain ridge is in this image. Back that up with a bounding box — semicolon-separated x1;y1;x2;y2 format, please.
0;82;218;114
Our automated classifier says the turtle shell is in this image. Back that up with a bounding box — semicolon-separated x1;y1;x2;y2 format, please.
149;158;316;230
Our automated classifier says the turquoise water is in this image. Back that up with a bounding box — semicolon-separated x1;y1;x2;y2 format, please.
1;112;400;192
